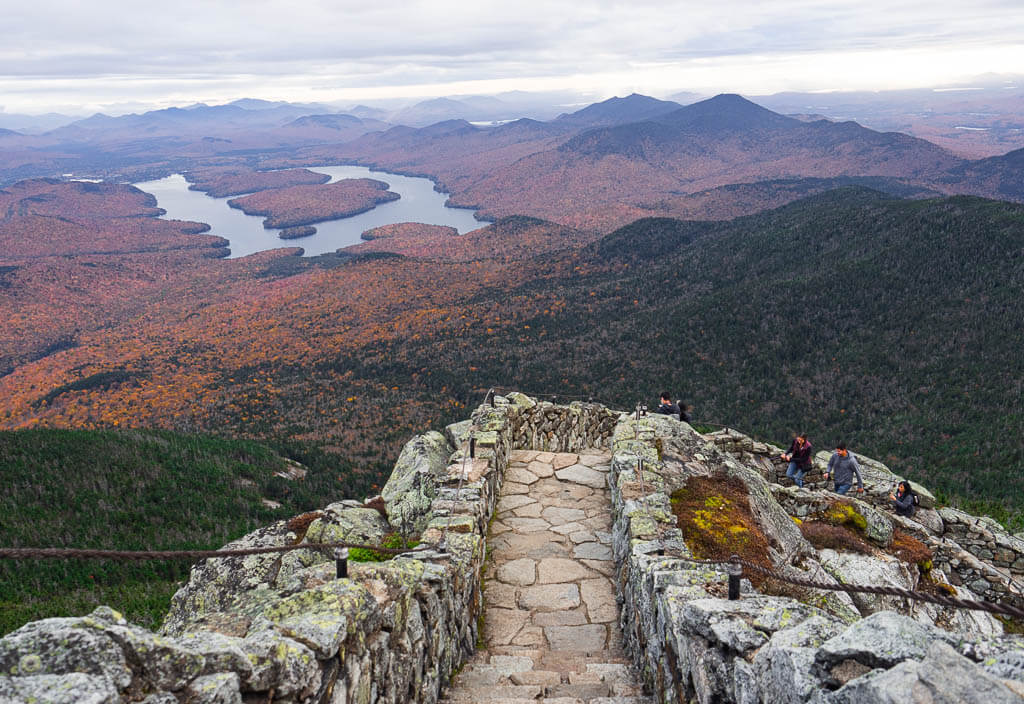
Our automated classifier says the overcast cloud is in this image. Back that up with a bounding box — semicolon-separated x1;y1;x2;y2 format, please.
2;0;1022;114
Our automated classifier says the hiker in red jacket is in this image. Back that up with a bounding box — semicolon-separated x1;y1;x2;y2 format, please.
781;434;813;488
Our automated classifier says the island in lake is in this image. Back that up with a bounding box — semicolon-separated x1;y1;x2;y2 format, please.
279;225;317;240
186;167;330;197
227;178;400;229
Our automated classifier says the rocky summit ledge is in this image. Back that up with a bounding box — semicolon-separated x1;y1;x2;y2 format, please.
2;395;1024;703
610;413;1024;703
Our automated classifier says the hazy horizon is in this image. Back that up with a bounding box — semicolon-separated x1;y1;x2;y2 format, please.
2;1;1022;116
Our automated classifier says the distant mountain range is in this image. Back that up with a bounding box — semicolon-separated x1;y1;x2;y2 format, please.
2;89;1024;229
325;93;1024;229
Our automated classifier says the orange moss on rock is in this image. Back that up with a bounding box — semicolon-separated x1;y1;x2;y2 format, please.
670;474;773;585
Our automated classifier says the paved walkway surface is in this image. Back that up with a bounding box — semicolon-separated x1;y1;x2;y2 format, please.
440;449;652;704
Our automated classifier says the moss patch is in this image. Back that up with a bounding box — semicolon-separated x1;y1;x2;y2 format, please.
822;501;868;533
889;529;933;568
349;533;419;562
799;520;873;555
670;474;772;586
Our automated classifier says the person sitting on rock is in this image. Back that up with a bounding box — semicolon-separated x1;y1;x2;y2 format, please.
890;481;917;517
823;442;864;495
781;433;813;488
654;392;680;418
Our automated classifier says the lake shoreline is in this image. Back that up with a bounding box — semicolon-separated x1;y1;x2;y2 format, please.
135;165;487;258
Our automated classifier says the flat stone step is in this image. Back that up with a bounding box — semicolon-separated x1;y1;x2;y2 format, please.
442;684;543;701
542;682;613;699
536;650;633;671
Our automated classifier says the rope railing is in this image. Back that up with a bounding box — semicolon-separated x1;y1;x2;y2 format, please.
646;550;1024;621
0;541;408;562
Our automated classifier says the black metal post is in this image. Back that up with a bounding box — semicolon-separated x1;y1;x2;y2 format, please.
728;558;741;600
335;547;349;579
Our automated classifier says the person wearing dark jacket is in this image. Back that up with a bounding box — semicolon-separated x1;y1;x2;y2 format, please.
781;434;812;488
655;392;680;418
891;481;916;517
823;442;864;495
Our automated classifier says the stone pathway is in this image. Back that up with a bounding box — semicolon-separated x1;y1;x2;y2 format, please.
440;449;651;704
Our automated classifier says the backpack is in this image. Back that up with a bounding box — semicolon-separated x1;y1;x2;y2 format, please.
677;401;692;423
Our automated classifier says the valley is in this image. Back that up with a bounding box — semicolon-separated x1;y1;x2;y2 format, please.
1;90;1022;638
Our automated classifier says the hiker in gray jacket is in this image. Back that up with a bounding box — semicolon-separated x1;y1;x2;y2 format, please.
823;442;864;495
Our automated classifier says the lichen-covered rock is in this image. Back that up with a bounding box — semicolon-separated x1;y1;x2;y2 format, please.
184;672;242;704
89;618;204;692
236;629;321;697
815;611;951;674
848;497;893;547
305;506;390;547
776;560;862;623
0;612;132;688
172;631;253;683
381;431;453;534
444;419;473;451
821;640;1023;703
909;569;1003;639
261;579;377;659
908;507;944;535
161;520;294;636
753;614;842;702
0;672;120;704
817;550;916;615
676;596;834;655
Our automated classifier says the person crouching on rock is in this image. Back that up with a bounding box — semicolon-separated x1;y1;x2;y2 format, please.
890;481;916;518
823;442;864;496
655;392;680;418
781;433;812;488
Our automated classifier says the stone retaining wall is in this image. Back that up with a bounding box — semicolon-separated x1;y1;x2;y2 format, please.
505;395;619;452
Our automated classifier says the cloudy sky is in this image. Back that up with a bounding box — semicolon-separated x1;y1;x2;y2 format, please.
3;0;1023;114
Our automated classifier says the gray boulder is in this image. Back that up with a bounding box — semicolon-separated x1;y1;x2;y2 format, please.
259;579;377;659
753;615;843;703
381;431;452;534
0;612;133;688
0;672;120;704
161;520;294;636
184;672;242;704
817;550;916;615
909;569;1003;639
304;505;390;548
444;419;473;451
849;497;893;547
815;611;951;674
822;640;1023;703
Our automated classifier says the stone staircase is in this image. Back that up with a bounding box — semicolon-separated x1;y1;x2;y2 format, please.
439;449;652;704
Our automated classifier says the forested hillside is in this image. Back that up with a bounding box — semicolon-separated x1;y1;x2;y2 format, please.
385;188;1024;523
0;429;373;635
2;186;1021;556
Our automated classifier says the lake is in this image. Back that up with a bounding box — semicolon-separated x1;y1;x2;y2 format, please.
135;165;486;258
